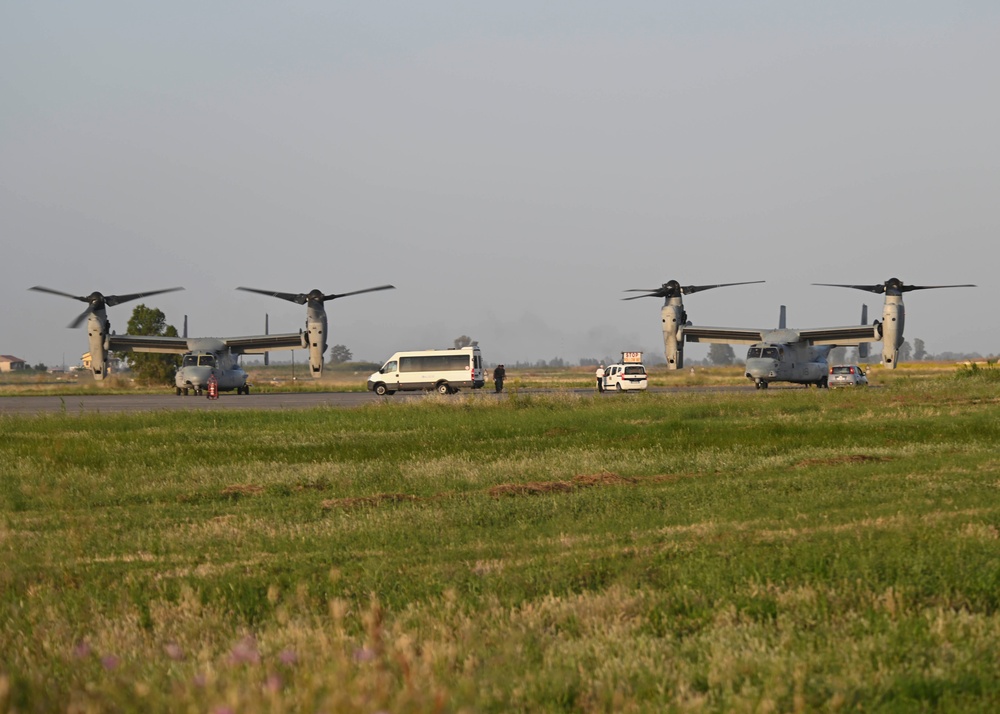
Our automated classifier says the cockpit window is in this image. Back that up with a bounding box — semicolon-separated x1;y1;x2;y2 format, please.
198;355;216;367
761;347;780;360
182;355;197;367
747;348;762;359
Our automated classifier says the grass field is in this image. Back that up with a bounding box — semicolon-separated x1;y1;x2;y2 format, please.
1;368;999;712
0;359;978;396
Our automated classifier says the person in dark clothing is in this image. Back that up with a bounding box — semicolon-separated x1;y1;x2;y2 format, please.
493;364;506;393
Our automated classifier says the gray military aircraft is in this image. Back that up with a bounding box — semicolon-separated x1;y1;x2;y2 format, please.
30;283;395;395
624;277;974;389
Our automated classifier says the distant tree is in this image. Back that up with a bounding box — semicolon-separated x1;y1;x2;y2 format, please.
579;358;600;367
453;335;472;349
548;357;566;368
913;338;926;362
32;363;48;372
118;304;180;384
328;344;353;364
829;346;847;364
898;340;912;362
708;344;736;366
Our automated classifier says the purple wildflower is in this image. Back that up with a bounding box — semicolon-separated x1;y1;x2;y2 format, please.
353;646;376;663
101;655;120;671
229;636;260;665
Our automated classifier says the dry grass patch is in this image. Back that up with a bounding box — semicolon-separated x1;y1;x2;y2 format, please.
220;484;265;497
321;493;422;510
794;454;889;468
489;471;635;498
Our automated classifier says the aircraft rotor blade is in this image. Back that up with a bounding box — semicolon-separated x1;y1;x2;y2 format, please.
323;284;396;301
236;287;309;305
104;287;184;307
813;280;977;295
31;285;185;328
68;307;95;329
621;293;662;301
682;280;765;295
29;285;90;302
897;283;978;292
622;279;764;300
813;282;887;294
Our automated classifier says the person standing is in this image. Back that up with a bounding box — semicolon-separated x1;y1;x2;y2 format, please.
595;364;605;392
493;364;506;393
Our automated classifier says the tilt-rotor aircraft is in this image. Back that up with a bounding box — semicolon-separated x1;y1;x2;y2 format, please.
624;278;974;389
30;283;395;395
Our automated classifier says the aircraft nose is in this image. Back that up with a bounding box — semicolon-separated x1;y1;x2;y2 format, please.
179;366;213;386
745;359;776;378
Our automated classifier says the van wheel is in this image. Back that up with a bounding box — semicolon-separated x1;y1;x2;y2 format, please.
374;383;389;396
436;382;451;395
616;383;623;392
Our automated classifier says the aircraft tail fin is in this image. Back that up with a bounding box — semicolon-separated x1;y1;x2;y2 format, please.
778;305;787;329
183;315;188;339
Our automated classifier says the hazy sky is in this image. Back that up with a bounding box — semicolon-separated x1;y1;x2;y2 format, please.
3;2;998;367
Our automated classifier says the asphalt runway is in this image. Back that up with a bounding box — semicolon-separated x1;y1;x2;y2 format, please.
0;384;825;416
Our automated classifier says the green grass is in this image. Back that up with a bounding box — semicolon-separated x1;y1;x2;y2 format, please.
2;380;1000;712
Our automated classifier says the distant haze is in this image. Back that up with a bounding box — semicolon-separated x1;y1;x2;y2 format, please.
2;3;997;367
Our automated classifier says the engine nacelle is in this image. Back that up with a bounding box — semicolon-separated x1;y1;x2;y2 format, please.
88;311;110;380
880;298;905;368
305;313;328;378
661;303;685;369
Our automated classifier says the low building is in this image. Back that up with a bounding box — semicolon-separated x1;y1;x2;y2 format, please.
0;355;28;372
81;352;127;373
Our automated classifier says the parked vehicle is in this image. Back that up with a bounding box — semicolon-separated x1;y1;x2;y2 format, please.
828;364;869;388
367;346;485;395
603;362;648;391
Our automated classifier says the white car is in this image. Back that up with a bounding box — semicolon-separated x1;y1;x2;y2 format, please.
603;363;648;391
828;364;868;388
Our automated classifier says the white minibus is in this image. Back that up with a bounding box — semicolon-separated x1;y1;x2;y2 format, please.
367;346;485;395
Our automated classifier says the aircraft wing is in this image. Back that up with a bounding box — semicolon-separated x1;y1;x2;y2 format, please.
108;334;191;354
681;326;767;345
223;332;306;354
796;325;881;346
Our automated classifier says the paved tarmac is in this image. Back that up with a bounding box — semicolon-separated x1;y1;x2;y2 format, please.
0;384;817;416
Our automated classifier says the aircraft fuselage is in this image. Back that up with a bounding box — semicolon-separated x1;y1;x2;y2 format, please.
744;340;831;389
175;347;249;395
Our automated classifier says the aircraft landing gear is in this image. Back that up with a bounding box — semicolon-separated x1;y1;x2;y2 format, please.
755;379;768;390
